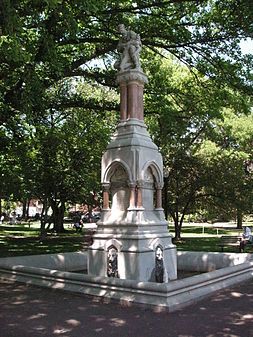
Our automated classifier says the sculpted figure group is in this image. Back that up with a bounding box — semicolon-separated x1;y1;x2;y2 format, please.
114;24;142;72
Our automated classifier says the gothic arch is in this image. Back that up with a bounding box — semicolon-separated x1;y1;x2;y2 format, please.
103;159;133;183
141;161;163;184
102;160;132;212
105;238;122;251
140;161;163;209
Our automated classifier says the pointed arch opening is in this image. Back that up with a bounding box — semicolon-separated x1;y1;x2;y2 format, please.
141;162;163;210
103;161;131;212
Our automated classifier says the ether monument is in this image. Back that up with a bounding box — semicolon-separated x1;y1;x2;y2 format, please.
88;24;177;282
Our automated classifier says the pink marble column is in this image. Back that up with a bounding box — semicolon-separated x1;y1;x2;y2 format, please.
120;83;127;121
128;182;136;208
127;81;139;119
155;186;162;209
102;184;110;209
126;81;144;120
137;84;144;120
136;181;143;208
116;70;148;121
155;182;164;209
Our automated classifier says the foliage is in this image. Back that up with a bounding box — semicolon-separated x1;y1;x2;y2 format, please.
144;53;252;238
1;0;253;129
195;109;253;226
14;88;116;232
1;0;253;234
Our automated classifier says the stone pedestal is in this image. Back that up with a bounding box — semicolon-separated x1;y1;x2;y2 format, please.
88;69;177;282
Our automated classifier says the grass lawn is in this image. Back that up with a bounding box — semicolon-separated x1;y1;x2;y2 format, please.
0;222;88;257
170;224;253;253
0;221;252;257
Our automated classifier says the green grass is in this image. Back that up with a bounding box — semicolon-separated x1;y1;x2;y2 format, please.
0;222;88;257
175;236;253;253
170;225;252;253
0;222;252;257
175;237;220;252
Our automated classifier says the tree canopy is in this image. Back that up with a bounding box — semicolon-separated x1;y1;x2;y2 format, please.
1;0;253;234
1;0;253;130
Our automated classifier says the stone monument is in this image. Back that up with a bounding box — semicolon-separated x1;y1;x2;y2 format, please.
88;24;177;282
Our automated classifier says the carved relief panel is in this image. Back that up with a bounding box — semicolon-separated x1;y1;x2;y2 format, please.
107;245;119;278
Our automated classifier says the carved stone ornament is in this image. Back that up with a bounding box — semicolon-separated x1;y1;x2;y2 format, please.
107;246;119;278
155;182;164;190
144;167;154;182
102;183;110;191
111;165;127;182
155;245;164;283
116;69;148;85
114;24;142;72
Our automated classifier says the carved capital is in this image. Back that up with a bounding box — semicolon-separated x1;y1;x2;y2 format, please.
128;181;136;188
116;69;148;85
102;183;110;191
155;182;164;190
136;179;145;188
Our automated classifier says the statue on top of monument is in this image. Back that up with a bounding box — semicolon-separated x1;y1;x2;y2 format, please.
114;24;142;72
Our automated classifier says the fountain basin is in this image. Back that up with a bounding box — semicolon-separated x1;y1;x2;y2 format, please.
0;251;252;312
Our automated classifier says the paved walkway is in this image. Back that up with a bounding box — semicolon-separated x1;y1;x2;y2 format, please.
0;278;253;337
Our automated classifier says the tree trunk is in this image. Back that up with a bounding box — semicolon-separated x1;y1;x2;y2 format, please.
51;199;65;233
236;209;243;229
172;208;187;241
40;200;48;240
173;209;181;240
22;200;27;219
174;225;180;240
26;199;30;219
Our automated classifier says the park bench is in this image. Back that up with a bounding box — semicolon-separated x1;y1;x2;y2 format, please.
219;236;242;252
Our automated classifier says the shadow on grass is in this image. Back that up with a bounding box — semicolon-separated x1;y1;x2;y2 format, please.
1;223;249;258
0;224;41;239
0;222;92;257
175;237;219;252
0;235;88;257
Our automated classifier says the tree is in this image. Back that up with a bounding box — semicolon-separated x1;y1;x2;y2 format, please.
195;109;253;229
1;0;253;132
144;53;252;239
16;85;117;233
1;0;253;236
